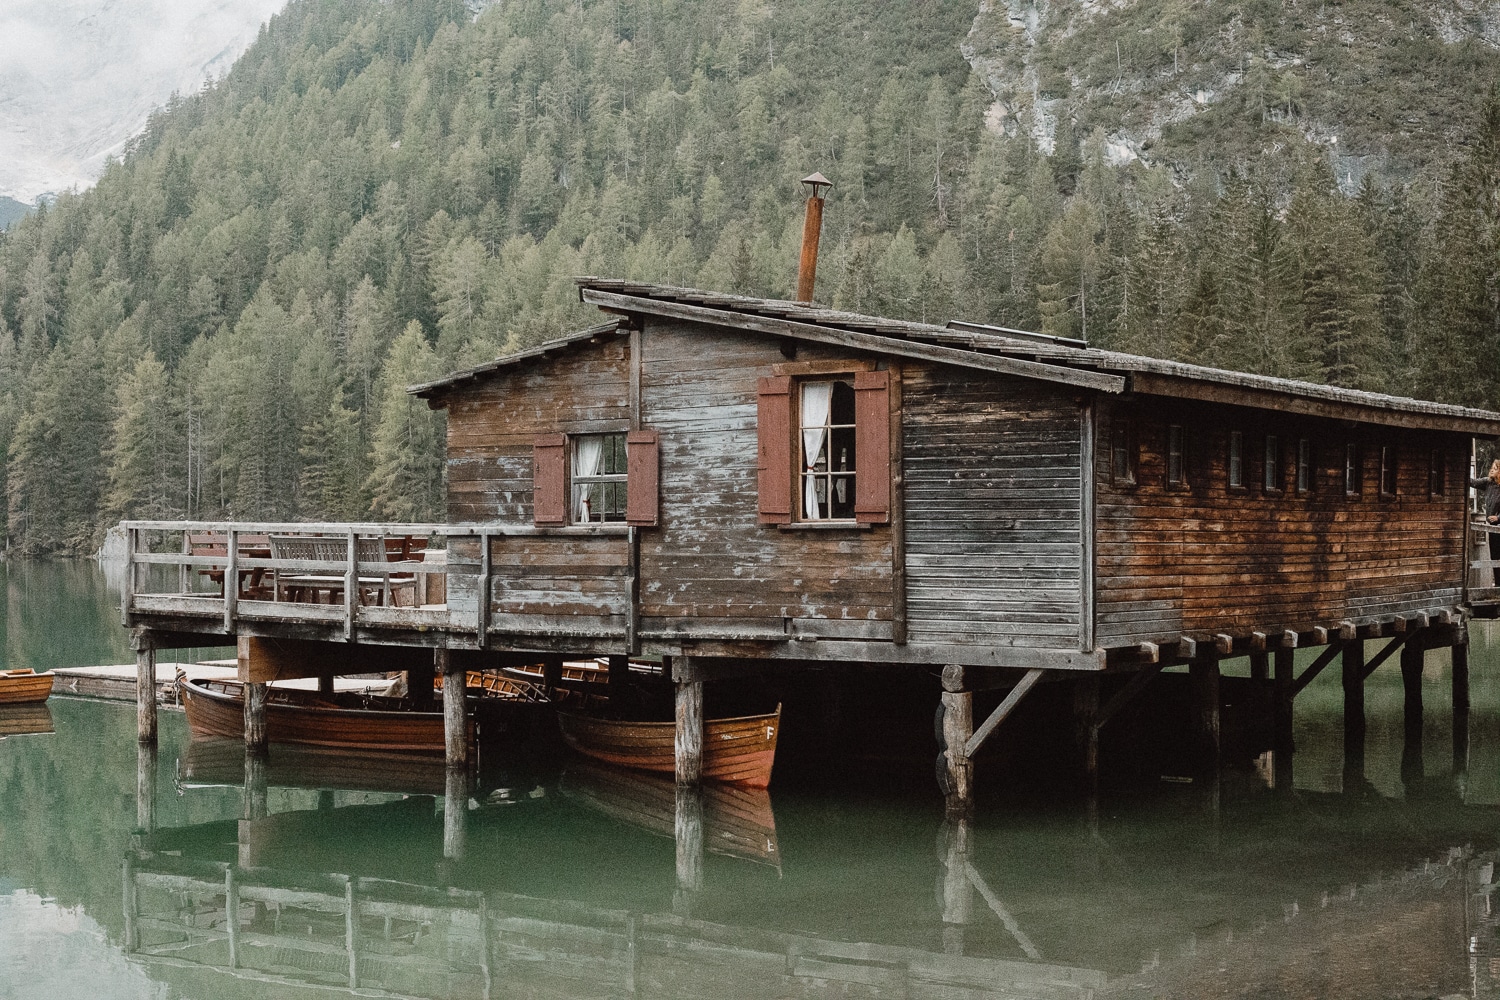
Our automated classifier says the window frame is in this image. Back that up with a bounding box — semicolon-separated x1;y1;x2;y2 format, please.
1111;417;1136;487
570;431;630;524
1296;438;1313;495
795;376;859;522
1429;448;1445;497
1263;434;1281;494
1167;424;1187;488
1379;444;1397;498
1228;431;1245;490
1345;442;1362;497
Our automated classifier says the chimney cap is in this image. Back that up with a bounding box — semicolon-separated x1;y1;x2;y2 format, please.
801;172;833;197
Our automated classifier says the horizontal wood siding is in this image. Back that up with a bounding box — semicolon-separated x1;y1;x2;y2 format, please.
902;364;1083;647
442;341;631;629
639;321;894;634
1095;400;1469;646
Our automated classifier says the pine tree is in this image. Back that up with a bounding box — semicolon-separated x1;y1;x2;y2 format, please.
367;321;445;521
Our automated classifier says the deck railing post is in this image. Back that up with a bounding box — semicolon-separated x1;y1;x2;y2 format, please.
179;529;190;596
224;527;238;632
344;528;357;642
121;526;136;626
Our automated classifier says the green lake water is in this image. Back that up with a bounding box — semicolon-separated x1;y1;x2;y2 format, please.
2;559;1500;998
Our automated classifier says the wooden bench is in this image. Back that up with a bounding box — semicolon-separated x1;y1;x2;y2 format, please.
268;535;420;607
188;532;272;599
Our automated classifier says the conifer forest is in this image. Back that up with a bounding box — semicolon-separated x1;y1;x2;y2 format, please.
3;0;1500;554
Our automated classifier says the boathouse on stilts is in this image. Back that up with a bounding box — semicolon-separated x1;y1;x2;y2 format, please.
119;272;1500;819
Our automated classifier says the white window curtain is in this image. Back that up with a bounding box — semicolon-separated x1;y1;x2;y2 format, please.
801;382;833;519
573;436;604;521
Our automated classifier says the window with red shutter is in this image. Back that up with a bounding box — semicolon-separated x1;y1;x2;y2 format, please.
625;429;659;526
757;376;793;524
532;433;566;526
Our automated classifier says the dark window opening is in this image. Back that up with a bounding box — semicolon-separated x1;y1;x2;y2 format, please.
1228;431;1244;488
1345;443;1361;496
1111;419;1136;486
1430;449;1445;496
1264;435;1281;493
1168;425;1186;486
1297;439;1313;494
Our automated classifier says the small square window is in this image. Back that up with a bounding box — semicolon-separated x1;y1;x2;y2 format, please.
1430;449;1445;496
1380;445;1397;497
1264;435;1281;493
1167;425;1186;486
1345;443;1361;496
1228;431;1244;488
1297;439;1313;494
1111;419;1136;486
573;432;628;523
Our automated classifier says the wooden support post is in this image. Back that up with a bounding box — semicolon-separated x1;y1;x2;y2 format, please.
476;532;491;647
440;649;468;771
608;653;629;700
674;785;704;915
1342;638;1366;779
443;767;468;861
136;742;156;833
542;655;563;701
675;673;704;787
1073;675;1100;786
1249;652;1269;682
1453;637;1471;791
318;673;334;696
135;637;157;745
1189;657;1220;777
243;681;268;754
1401;640;1424;745
939;664;974;817
1273;647;1294;792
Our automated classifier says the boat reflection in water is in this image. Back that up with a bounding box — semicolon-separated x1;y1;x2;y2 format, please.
0;701;53;739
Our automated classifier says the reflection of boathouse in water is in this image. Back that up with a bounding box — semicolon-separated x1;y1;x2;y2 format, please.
120;745;1500;1000
118;266;1500;809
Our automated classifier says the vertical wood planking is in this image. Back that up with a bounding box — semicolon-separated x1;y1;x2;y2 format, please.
756;376;793;524
889;363;907;644
1080;402;1096;652
625;430;660;526
532;434;567;526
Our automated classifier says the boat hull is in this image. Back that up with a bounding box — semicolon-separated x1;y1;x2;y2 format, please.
180;678;464;754
557;706;779;788
0;670;53;705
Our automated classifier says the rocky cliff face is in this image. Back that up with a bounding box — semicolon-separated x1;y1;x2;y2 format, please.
0;0;286;201
963;0;1500;190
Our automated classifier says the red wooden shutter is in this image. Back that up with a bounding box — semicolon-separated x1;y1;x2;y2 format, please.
532;433;566;526
625;429;660;527
854;370;891;524
757;376;792;524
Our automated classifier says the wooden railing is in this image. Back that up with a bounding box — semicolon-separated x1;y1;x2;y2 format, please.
116;520;631;644
1469;517;1500;605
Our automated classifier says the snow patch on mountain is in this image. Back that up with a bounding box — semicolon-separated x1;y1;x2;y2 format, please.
0;0;286;202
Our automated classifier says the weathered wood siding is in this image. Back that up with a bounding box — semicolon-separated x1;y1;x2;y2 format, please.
442;340;631;629
902;365;1084;647
1095;399;1469;646
638;320;894;638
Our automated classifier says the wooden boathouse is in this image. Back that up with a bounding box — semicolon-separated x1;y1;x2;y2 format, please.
118;277;1500;814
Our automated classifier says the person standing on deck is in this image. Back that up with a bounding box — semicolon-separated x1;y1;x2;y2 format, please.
1472;460;1500;584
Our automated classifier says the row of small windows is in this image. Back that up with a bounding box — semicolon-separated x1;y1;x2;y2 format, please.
1112;423;1446;497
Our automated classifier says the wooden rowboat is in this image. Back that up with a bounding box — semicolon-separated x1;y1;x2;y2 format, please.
180;676;467;755
0;668;53;705
557;705;780;788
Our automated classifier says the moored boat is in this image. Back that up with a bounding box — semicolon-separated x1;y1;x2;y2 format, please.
557;705;780;788
0;668;54;705
179;675;468;754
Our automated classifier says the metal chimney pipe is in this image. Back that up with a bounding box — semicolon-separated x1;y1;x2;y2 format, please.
795;172;832;302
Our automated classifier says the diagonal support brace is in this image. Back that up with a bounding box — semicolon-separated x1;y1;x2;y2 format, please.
965;669;1045;757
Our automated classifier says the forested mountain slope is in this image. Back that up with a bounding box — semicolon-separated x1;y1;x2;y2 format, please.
1;0;1499;554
